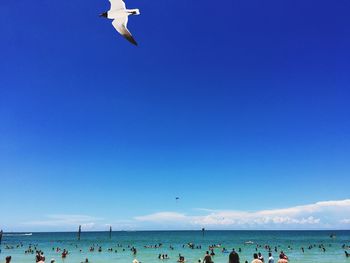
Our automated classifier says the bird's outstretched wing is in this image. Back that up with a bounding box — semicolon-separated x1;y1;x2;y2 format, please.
109;0;126;11
112;17;138;45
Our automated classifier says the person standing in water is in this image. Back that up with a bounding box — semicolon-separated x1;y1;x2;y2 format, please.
251;253;263;263
229;248;240;263
268;253;274;263
277;254;288;263
258;252;264;262
203;251;213;263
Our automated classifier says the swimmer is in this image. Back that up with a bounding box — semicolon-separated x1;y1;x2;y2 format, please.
258;252;264;262
251;253;263;263
268;253;274;263
203;251;213;263
277;254;288;263
229;248;240;263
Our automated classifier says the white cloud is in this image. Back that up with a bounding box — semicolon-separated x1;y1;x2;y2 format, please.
134;199;350;229
340;219;350;224
135;212;188;222
17;199;350;231
23;214;102;230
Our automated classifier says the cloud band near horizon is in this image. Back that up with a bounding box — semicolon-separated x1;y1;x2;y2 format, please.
134;199;350;230
11;199;350;231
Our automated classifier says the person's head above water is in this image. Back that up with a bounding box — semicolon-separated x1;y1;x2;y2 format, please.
253;253;258;259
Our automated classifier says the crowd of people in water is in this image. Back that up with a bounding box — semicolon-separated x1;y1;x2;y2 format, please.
2;240;350;263
173;246;290;263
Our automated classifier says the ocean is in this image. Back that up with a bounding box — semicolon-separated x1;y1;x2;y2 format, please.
1;231;349;263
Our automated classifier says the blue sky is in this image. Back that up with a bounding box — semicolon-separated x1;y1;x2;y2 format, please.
0;0;350;231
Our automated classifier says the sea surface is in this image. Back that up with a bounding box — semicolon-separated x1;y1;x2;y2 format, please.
1;231;350;263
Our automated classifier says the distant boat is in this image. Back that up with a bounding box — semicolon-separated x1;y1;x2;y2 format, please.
330;233;336;239
245;241;254;244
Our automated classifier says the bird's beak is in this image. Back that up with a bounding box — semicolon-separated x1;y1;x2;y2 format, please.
99;12;107;18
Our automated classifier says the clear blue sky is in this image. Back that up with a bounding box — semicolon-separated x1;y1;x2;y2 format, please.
0;0;350;231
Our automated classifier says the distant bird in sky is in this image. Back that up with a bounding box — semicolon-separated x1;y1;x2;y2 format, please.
100;0;140;46
176;197;180;201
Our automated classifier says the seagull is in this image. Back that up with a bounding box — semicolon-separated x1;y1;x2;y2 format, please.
100;0;140;46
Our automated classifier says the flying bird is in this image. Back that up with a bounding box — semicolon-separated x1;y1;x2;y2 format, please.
100;0;140;46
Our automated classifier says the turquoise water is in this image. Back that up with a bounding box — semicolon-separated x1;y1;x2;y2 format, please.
1;231;350;263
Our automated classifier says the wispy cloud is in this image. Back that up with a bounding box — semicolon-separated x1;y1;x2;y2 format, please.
23;214;102;230
340;219;350;224
135;212;188;222
135;199;350;229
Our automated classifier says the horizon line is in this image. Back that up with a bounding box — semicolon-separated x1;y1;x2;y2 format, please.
2;229;349;233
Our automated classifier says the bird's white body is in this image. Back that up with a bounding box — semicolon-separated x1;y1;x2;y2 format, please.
107;9;140;19
102;0;140;45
